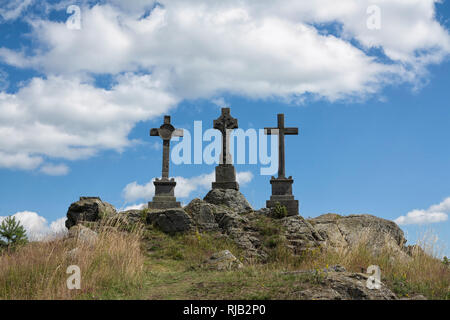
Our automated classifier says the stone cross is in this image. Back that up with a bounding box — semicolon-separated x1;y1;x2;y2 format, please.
264;114;298;179
150;115;183;180
213;108;238;165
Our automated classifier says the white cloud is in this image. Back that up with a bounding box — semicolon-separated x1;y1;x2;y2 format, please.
0;0;34;21
40;163;69;176
395;197;450;225
0;211;67;241
0;74;178;170
211;97;229;109
122;170;253;202
120;203;148;212
0;1;449;172
0;69;8;91
3;1;446;100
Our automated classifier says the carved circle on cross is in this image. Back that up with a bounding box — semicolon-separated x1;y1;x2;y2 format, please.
158;123;175;140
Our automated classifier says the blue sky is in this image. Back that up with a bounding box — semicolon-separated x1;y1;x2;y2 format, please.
0;0;449;256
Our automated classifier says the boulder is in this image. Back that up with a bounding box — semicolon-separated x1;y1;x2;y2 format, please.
68;225;98;247
204;250;243;271
203;189;252;213
295;268;397;300
308;214;408;256
114;209;146;228
146;208;193;234
65;197;116;229
184;199;219;231
281;215;324;253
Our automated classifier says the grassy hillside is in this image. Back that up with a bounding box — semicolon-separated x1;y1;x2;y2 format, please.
0;216;449;300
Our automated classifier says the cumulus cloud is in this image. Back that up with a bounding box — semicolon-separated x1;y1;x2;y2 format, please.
395;197;450;225
0;0;34;21
120;203;148;212
0;211;67;241
0;0;449;172
0;74;178;170
122;170;253;202
40;163;70;176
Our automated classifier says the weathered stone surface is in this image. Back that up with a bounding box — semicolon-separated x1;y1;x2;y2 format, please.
146;208;193;234
308;214;408;256
204;189;252;213
68;225;98;247
204;250;243;271
148;179;181;209
212;165;239;191
184;198;263;259
266;178;299;217
295;269;397;300
184;199;219;231
65;197;116;229
281;215;324;253
117;209;144;225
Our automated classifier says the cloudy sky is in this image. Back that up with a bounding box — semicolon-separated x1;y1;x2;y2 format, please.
0;0;449;254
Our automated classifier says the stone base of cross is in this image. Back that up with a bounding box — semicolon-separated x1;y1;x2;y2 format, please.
148;178;181;209
212;164;239;191
266;176;299;216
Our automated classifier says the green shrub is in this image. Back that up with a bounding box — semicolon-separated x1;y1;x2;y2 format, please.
0;216;28;249
270;203;288;219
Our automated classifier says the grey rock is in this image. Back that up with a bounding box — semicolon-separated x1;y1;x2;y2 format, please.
296;271;397;300
204;250;243;271
65;197;116;229
281;215;324;253
308;213;408;257
116;209;145;225
184;199;219;231
68;225;98;247
147;208;193;234
204;189;253;213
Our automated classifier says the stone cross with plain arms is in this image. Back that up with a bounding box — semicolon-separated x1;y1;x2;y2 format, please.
264;114;298;179
213;108;238;165
150;115;183;180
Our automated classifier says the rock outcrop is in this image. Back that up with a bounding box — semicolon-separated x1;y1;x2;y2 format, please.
68;224;99;247
65;197;116;229
293;267;398;300
307;213;408;257
146;208;193;234
64;196;410;262
281;215;324;254
203;189;253;213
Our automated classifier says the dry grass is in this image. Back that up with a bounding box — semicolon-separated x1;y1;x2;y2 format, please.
293;229;450;299
0;218;145;300
1;217;448;300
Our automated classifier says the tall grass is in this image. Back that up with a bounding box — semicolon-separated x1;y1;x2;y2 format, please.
293;229;450;299
0;218;145;300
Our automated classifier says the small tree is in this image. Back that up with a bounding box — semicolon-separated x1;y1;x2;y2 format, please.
0;216;28;248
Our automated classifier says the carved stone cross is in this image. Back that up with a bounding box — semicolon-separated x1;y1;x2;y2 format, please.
150;115;183;180
264;114;298;179
213;108;238;165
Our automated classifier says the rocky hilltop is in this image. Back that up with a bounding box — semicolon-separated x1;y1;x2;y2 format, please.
63;191;430;300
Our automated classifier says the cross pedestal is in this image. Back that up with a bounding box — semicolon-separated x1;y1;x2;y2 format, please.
212;164;239;190
149;178;181;209
264;114;299;216
211;108;239;191
148;115;183;209
266;177;299;216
